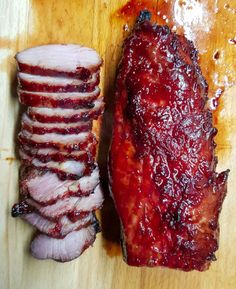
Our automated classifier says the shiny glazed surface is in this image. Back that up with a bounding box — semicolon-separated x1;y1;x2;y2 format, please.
109;13;229;271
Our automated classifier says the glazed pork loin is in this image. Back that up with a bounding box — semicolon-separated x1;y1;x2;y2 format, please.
109;11;229;271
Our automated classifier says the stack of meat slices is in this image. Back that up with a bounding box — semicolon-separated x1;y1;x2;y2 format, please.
11;44;105;262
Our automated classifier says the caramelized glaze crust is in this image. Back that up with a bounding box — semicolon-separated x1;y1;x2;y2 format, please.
109;13;229;271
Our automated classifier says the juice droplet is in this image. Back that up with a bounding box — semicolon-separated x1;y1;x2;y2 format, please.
123;24;130;32
213;50;220;60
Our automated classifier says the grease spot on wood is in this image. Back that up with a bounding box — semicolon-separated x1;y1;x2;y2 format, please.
0;148;9;152
5;157;16;164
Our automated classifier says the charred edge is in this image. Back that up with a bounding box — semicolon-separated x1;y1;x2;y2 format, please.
224;169;230;178
136;10;151;24
206;253;217;261
11;201;32;217
120;223;127;262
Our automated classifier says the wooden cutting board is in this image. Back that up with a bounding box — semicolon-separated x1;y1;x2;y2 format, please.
0;1;235;288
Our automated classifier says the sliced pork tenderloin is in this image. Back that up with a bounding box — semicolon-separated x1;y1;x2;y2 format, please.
30;225;97;261
18;87;100;108
18;72;99;93
27;98;104;123
20;145;96;163
18;130;97;152
23;211;97;238
12;199;93;223
19;150;94;180
22;113;92;134
16;44;102;80
26;185;104;219
20;166;100;204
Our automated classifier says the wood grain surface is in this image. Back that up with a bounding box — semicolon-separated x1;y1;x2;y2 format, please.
0;1;235;289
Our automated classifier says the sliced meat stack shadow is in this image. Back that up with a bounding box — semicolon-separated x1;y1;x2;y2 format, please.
12;44;104;262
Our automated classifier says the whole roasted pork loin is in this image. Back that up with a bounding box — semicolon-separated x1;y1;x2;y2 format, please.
109;11;229;271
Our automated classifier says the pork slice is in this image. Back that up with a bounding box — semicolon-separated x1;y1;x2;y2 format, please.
30;226;97;261
26;185;104;219
20;166;100;204
22;113;92;134
18;130;97;152
23;211;95;238
27;98;104;123
20;145;96;163
18;72;99;93
18;87;100;108
59;213;98;236
16;44;102;80
19;150;93;180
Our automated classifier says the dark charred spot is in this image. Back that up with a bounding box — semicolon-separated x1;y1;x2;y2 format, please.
94;219;101;233
229;38;236;44
137;10;151;23
206;253;217;261
11;201;32;217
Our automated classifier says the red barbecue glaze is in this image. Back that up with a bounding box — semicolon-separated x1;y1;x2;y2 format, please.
109;13;229;271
